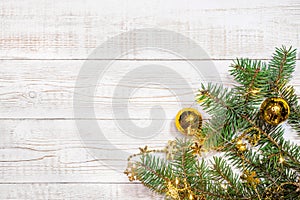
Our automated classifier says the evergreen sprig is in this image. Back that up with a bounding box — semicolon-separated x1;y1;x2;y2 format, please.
269;46;297;88
125;47;300;200
136;154;173;193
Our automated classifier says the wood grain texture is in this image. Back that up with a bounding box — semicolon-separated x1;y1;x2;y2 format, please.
1;0;300;199
0;0;300;59
0;183;162;200
0;120;298;183
0;119;177;183
0;60;299;119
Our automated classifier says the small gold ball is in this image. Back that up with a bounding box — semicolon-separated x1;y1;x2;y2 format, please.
175;177;179;185
236;140;243;145
260;97;290;125
175;108;202;136
239;144;247;152
279;156;285;164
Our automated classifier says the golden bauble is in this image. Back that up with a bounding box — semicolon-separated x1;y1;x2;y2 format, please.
260;97;290;125
175;108;202;135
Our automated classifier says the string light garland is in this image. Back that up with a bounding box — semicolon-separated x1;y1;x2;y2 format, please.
124;46;300;199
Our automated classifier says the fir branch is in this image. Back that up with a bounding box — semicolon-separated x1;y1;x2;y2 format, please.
210;157;244;198
278;138;300;171
126;47;300;200
269;46;296;90
230;59;269;92
288;104;300;136
241;114;280;149
197;83;233;114
230;59;269;107
135;154;172;193
201;116;235;150
197;84;246;148
171;139;198;179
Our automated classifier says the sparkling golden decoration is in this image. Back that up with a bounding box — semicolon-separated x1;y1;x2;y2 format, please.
165;140;178;160
191;141;203;155
189;192;194;200
175;177;179;185
139;146;149;154
279;155;285;164
221;183;228;190
241;170;260;188
236;140;247;152
247;133;261;146
175;108;202;136
260;97;290;125
241;127;261;146
249;88;260;95
166;181;180;199
124;163;138;182
165;177;202;200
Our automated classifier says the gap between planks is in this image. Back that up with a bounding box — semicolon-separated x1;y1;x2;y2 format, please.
0;59;299;61
0;182;141;185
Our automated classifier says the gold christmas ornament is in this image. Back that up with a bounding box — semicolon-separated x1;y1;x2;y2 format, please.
175;108;202;136
260;97;290;125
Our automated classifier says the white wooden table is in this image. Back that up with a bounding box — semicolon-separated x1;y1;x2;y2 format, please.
0;0;300;199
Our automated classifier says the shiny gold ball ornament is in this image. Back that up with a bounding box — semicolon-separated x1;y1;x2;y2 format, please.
260;97;290;125
175;108;202;135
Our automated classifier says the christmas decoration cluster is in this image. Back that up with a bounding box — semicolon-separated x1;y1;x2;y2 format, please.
125;46;300;200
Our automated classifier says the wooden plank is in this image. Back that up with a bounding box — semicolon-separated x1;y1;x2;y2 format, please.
0;119;181;183
0;0;300;59
0;183;162;199
0;60;299;119
0;119;298;183
1;0;300;198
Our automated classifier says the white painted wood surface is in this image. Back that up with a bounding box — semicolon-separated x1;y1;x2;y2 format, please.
0;184;162;199
0;0;300;199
